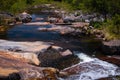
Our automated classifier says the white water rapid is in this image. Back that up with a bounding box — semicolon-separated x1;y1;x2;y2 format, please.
60;53;120;80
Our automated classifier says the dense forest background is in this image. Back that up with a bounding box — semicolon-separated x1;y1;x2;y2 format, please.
0;0;120;39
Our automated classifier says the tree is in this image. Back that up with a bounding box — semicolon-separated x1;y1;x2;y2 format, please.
0;0;17;11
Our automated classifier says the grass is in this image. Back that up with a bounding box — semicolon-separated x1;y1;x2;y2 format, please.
101;21;120;40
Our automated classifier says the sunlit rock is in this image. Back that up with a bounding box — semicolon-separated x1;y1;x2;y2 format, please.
0;51;59;80
25;22;50;26
60;49;72;56
0;40;51;65
52;46;63;50
102;40;120;55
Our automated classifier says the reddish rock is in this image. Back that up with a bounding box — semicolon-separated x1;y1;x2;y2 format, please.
60;59;120;80
0;40;52;65
102;40;120;55
99;56;120;66
0;51;59;80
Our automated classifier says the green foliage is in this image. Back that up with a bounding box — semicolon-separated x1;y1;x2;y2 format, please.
112;14;120;34
10;0;27;13
0;17;5;26
53;1;73;12
26;0;34;5
33;0;50;5
103;15;120;40
90;21;103;29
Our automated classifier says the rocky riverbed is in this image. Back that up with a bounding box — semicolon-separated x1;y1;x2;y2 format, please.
0;13;120;80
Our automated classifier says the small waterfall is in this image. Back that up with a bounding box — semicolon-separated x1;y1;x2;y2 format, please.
60;52;120;80
75;52;94;63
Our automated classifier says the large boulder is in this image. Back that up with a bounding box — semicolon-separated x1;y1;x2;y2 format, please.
16;12;32;23
38;48;79;70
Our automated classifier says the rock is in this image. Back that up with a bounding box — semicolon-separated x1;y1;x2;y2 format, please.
35;18;44;21
38;24;89;37
0;51;59;80
38;48;62;67
38;26;75;35
85;19;90;23
25;22;50;26
9;52;40;65
72;22;89;28
59;27;75;35
102;40;120;55
60;49;72;56
61;59;120;80
0;40;51;65
38;48;79;70
0;67;18;77
98;55;120;66
0;51;30;77
17;12;32;23
52;46;63;50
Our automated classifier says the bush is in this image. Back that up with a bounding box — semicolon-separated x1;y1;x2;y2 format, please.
10;0;27;13
90;21;103;29
103;16;120;40
112;14;120;34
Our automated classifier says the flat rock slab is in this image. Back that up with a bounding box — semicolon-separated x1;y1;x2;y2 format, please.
38;26;76;35
0;40;51;65
25;22;50;26
0;40;51;53
103;40;120;47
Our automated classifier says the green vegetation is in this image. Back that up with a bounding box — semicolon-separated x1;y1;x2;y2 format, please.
102;15;120;40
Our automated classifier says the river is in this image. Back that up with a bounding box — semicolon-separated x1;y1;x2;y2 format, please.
0;14;120;80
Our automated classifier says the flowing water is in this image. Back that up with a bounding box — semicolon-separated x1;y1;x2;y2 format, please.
0;14;120;80
60;53;120;80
